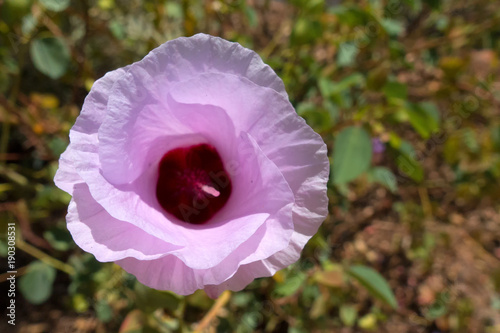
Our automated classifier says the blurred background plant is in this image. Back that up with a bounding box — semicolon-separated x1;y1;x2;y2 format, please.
1;0;500;332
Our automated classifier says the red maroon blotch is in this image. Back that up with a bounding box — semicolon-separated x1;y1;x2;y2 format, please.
156;144;232;224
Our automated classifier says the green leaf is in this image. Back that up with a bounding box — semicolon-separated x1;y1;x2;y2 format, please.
319;73;365;99
43;227;73;251
244;6;258;28
95;299;113;323
48;137;67;158
19;261;56;304
491;125;500;150
22;14;38;35
30;37;71;79
333;126;373;184
134;281;182;313
339;305;358;327
97;0;115;10
383;81;407;100
165;2;183;19
40;0;70;12
380;19;404;36
0;238;8;256
310;294;327;319
185;290;213;310
396;153;424;183
0;70;9;93
404;102;440;139
389;137;424;183
291;17;322;45
462;128;479;153
367;167;398;193
231;292;253;307
274;272;306;297
425;292;450;319
2;0;32;25
109;20;126;40
390;137;415;156
358;313;377;330
72;293;90;312
337;42;359;67
329;5;371;27
297;102;332;132
347;265;398;309
304;0;325;13
418;101;440;123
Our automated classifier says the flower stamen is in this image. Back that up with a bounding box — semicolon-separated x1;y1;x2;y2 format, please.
199;184;220;198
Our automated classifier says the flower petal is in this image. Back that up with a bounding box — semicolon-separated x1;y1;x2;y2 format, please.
117;204;293;295
99;33;286;185
54;148;82;195
203;229;316;298
67;183;181;262
54;66;129;194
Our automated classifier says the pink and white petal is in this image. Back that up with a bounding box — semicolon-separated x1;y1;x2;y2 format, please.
55;66;129;195
98;33;286;185
142;33;287;97
98;68;191;185
190;199;294;287
54;147;82;195
201;212;320;298
62;66;130;197
197;208;293;286
167;98;238;164
70;67;130;145
118;255;203;296
67;182;180;262
203;266;259;299
202;239;304;299
117;204;293;295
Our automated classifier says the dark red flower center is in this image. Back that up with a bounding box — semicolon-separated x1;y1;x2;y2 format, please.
156;144;232;224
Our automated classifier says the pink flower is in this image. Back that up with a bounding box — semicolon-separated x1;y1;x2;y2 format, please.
55;34;329;298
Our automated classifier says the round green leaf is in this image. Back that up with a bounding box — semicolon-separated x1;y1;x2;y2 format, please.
19;261;56;305
30;37;70;79
40;0;70;12
333;126;373;184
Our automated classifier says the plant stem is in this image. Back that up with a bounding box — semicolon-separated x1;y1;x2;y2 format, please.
193;290;231;333
17;239;75;276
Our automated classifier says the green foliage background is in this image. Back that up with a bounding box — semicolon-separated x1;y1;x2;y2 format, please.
1;0;500;332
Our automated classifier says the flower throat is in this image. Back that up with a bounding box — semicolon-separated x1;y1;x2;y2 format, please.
156;144;232;224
